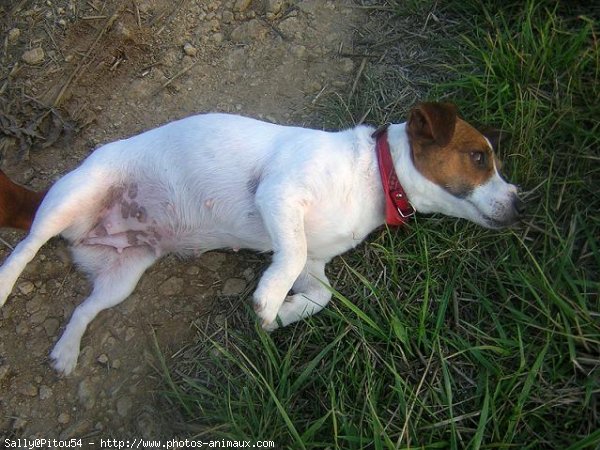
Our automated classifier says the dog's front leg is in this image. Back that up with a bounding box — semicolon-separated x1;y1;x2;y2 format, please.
263;258;332;331
253;190;308;328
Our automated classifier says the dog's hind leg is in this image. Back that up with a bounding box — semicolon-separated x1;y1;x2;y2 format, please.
0;168;112;306
50;247;157;375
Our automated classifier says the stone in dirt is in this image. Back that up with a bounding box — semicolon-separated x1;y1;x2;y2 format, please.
42;318;60;337
198;252;226;271
18;281;35;296
183;42;198;57
159;277;184;296
266;0;286;18
230;19;268;44
59;419;92;440
39;385;53;400
78;380;96;410
234;0;252;12
22;47;45;65
117;396;133;417
25;294;44;313
8;28;21;44
222;278;247;295
19;383;38;397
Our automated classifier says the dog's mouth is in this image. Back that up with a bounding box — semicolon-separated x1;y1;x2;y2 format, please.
467;200;521;229
484;217;514;229
480;212;522;229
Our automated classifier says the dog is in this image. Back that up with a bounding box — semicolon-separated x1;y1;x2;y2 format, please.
0;102;522;375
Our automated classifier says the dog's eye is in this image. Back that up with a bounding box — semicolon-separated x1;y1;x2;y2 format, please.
470;151;486;167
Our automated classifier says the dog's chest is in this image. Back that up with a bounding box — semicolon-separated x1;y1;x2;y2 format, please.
303;188;384;259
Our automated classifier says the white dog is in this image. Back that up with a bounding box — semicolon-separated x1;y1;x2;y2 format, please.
0;102;522;374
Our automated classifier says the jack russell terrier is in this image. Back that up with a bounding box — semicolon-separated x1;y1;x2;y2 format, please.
0;102;522;375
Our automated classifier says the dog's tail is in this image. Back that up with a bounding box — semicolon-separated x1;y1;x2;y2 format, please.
0;169;46;231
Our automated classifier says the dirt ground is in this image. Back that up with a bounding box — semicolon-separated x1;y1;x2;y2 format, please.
0;0;363;441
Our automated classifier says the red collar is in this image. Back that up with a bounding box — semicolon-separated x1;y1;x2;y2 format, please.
374;125;415;226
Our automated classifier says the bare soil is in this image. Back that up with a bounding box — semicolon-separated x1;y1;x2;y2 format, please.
0;0;363;441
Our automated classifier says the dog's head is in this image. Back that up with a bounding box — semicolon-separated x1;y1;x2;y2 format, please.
405;102;523;228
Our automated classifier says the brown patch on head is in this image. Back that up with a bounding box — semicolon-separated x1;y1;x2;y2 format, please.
407;102;458;147
407;103;497;197
480;127;511;173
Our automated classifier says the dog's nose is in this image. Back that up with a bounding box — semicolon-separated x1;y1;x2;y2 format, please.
512;194;525;215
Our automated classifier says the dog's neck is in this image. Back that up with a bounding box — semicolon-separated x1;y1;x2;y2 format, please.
386;123;454;216
374;127;414;226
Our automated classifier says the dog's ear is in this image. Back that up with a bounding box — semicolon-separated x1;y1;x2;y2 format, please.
480;127;511;152
407;102;457;147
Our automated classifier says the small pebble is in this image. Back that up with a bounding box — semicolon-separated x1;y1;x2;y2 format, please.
26;295;43;313
183;43;198;57
125;327;136;342
22;47;45;65
19;383;38;397
291;45;306;59
29;309;48;325
43;318;60;337
222;10;234;23
234;0;252;12
222;278;247;296
78;380;95;410
8;28;21;44
114;22;132;40
12;417;27;430
39;385;53;400
186;266;200;275
159;276;184;296
58;412;70;424
117;396;133;417
340;58;355;73
18;281;34;295
59;419;92;440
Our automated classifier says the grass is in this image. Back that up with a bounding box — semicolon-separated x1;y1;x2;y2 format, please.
163;1;599;448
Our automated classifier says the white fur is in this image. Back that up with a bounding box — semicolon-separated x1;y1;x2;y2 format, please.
0;113;519;374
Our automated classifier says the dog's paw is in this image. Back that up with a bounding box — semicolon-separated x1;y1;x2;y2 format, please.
253;295;280;330
261;317;281;332
259;295;306;332
50;337;79;375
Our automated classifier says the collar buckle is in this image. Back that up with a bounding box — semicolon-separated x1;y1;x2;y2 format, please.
391;190;415;218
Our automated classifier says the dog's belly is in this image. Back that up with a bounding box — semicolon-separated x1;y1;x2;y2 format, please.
81;182;161;253
78;179;272;256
